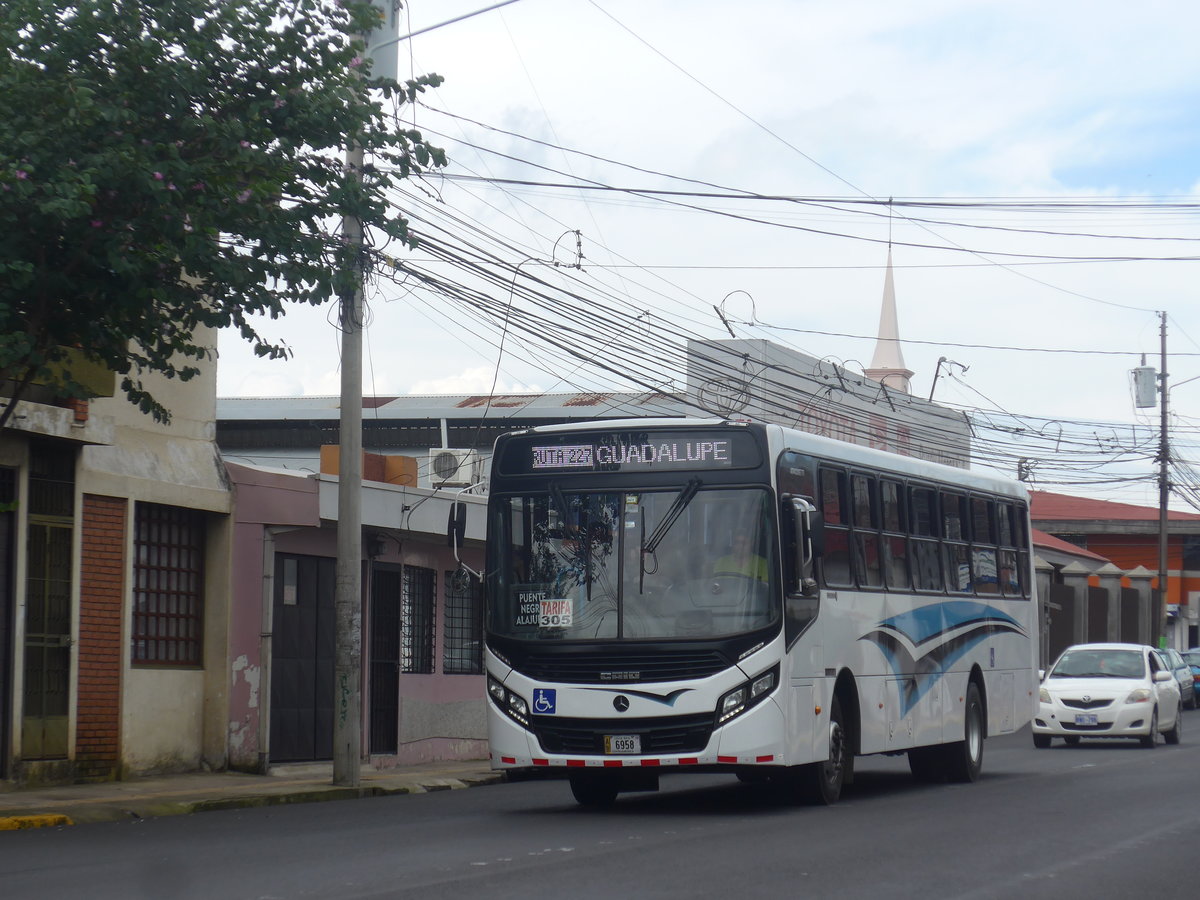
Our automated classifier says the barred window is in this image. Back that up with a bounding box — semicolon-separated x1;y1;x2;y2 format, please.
443;570;483;674
133;503;205;666
401;565;436;674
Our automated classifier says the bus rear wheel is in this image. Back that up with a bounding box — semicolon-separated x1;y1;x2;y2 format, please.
908;681;984;783
945;682;985;783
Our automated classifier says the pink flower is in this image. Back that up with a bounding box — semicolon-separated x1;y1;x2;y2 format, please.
16;170;27;180
350;56;362;68
153;171;164;180
240;140;250;148
91;220;104;228
237;189;252;203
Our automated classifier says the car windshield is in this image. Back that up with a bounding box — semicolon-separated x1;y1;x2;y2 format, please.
487;486;779;641
1050;648;1145;679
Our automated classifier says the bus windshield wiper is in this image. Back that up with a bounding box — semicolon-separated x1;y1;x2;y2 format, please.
642;477;701;558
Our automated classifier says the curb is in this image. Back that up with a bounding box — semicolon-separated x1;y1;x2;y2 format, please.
0;771;506;829
0;814;74;831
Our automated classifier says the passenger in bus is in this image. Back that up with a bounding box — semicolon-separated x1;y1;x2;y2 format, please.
713;532;769;582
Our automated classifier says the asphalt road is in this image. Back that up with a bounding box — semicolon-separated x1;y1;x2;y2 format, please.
2;712;1198;900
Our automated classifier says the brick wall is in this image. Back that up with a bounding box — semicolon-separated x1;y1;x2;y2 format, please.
76;494;127;781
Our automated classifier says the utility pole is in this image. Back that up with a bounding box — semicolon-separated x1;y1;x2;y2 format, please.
1156;311;1170;649
333;166;364;787
332;23;369;789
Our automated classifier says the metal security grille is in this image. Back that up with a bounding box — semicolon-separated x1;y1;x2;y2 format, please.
442;570;483;674
132;503;204;666
401;565;435;674
23;522;72;758
28;442;75;518
24;443;75;759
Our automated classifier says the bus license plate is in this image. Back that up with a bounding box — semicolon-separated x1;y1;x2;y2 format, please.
604;734;640;754
1074;714;1098;726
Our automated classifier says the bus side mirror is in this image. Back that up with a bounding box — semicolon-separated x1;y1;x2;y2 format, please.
790;496;820;597
447;501;467;549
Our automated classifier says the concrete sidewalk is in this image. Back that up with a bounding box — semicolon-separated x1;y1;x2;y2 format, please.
0;760;503;830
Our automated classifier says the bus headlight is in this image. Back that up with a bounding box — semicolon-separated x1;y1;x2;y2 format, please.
488;675;531;727
719;687;748;723
717;665;779;725
751;669;777;699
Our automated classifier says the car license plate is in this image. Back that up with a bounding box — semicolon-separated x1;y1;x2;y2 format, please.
1074;714;1098;726
604;734;640;754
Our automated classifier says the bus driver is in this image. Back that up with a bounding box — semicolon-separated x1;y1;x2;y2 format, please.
713;532;769;582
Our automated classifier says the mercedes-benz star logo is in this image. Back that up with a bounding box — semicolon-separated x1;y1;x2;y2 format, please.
613;695;630;712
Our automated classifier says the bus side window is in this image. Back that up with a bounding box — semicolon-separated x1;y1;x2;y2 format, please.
971;496;999;595
909;485;943;591
851;473;883;588
941;491;970;592
819;468;852;586
997;501;1024;597
880;479;910;590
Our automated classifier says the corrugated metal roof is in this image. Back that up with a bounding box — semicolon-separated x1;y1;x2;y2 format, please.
216;392;686;421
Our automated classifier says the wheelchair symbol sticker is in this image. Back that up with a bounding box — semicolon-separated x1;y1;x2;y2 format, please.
532;688;557;715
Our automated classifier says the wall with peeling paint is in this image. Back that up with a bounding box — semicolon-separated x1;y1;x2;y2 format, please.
224;461;489;771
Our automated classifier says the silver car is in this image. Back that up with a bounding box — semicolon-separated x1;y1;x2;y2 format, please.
1160;648;1196;710
1033;643;1183;748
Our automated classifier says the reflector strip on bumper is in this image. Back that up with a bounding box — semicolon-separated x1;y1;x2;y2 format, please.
493;754;776;768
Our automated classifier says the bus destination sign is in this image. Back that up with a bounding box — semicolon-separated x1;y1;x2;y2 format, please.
523;431;756;473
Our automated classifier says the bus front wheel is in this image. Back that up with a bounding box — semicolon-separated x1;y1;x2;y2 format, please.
569;773;619;808
801;696;846;805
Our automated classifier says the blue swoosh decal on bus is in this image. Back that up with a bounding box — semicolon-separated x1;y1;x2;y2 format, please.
859;601;1027;715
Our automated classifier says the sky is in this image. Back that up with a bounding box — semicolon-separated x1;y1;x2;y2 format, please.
215;0;1200;507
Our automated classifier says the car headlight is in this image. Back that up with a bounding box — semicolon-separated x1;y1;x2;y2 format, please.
716;665;779;725
1039;686;1051;703
487;675;531;727
1125;688;1152;704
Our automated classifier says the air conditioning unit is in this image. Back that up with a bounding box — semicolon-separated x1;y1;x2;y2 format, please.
428;449;479;488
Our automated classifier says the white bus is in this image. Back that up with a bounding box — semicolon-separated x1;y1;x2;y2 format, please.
483;419;1038;806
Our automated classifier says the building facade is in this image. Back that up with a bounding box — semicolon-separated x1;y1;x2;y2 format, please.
1031;490;1200;650
1;332;231;784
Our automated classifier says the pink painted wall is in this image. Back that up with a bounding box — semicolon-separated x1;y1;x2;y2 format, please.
224;462;488;770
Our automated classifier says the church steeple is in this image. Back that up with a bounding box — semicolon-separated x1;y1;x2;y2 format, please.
864;249;914;393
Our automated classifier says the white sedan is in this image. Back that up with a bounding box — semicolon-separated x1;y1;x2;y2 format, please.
1032;642;1182;748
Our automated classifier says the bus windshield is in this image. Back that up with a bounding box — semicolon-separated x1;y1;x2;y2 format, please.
488;486;778;641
